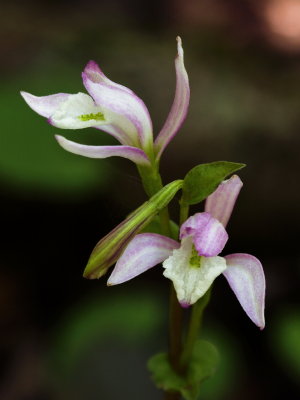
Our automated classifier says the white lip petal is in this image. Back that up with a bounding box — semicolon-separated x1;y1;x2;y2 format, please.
20;91;71;118
224;253;266;329
49;92;108;129
163;237;227;306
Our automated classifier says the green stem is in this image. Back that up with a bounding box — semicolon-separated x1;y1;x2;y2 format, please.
138;162;182;398
180;288;212;371
137;164;163;197
168;285;184;373
137;164;171;237
179;199;189;226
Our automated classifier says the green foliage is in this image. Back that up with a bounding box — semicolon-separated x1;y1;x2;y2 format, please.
148;340;219;400
84;180;183;278
148;353;186;394
181;161;245;206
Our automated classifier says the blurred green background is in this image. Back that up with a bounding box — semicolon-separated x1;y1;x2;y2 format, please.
1;0;299;399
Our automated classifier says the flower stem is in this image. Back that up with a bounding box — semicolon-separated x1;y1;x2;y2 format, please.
179;199;189;226
180;288;212;371
165;285;183;400
138;163;181;398
168;285;184;372
137;164;171;237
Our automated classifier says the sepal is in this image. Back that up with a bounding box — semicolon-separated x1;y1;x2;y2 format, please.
154;37;190;159
205;175;243;227
82;61;153;152
107;233;179;285
55;135;151;166
223;253;265;329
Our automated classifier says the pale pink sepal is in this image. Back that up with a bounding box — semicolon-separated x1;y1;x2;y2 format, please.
223;253;265;329
84;60;134;95
205;175;243;227
180;212;228;257
82;62;153;150
55;135;151;166
20;91;70;118
107;233;179;285
154;37;190;159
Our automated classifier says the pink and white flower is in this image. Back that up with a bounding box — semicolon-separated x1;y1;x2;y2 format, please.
108;176;266;329
21;37;189;166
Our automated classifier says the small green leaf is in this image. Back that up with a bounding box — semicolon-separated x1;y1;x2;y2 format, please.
148;340;219;400
186;340;219;395
84;179;183;279
148;353;186;394
182;161;245;205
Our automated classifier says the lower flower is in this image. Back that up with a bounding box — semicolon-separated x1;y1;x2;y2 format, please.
107;176;266;329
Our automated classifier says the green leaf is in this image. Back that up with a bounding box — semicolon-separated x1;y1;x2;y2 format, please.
148;353;186;394
185;340;219;399
84;179;183;279
148;340;219;400
182;161;245;206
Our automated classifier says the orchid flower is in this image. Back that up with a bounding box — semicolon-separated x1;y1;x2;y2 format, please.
20;37;189;167
107;175;266;329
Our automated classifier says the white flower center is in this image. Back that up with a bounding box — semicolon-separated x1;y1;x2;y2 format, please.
163;237;227;306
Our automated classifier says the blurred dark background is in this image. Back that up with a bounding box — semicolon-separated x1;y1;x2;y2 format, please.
1;0;300;399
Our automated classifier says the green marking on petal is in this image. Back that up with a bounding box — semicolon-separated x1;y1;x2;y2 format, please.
78;112;105;121
189;246;203;268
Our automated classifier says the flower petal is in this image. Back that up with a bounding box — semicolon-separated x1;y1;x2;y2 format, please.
55;135;151;166
180;212;228;257
21;91;132;145
223;253;265;329
48;92;109;129
84;60;134;94
83;62;153;151
205;175;243;227
154;37;190;159
107;233;179;285
163;237;227;307
94;124;136;146
20;91;71;118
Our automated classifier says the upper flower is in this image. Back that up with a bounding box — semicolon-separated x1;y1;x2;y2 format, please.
107;176;266;329
21;37;190;166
